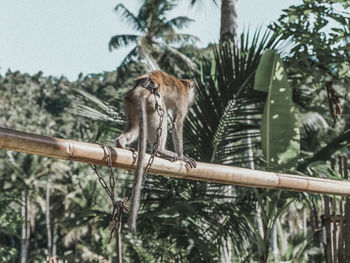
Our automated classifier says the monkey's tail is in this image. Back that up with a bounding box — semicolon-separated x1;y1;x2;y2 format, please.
128;97;147;231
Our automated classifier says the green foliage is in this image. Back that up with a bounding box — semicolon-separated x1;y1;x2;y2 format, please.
276;222;322;262
246;190;295;262
299;128;350;171
271;0;350;81
254;50;300;170
269;0;350;178
0;191;22;262
0;70;121;261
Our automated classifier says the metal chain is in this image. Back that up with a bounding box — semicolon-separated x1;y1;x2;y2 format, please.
142;93;165;180
90;144;129;249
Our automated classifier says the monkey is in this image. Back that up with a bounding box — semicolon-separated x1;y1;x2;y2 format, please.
116;70;196;231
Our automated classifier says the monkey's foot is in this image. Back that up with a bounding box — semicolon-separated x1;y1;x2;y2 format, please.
179;156;197;169
157;152;197;168
125;146;136;152
116;139;124;148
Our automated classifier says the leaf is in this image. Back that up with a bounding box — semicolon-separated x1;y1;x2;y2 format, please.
114;4;143;31
298;129;350;171
254;50;300;170
108;34;139;51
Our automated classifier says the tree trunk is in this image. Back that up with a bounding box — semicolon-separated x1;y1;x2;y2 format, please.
53;222;58;259
220;214;232;262
220;0;238;44
256;203;264;260
20;192;29;263
272;224;279;262
46;177;52;258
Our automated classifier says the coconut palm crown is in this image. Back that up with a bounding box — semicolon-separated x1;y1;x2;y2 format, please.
109;0;199;70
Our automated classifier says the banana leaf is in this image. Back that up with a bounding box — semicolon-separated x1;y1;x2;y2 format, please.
254;50;300;170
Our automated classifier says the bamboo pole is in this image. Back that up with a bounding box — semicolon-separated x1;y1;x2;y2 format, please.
1;127;350;196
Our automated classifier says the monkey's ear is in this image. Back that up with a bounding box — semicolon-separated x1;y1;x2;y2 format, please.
190;81;195;89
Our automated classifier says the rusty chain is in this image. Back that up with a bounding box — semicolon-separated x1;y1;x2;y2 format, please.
90;145;129;245
142;93;165;180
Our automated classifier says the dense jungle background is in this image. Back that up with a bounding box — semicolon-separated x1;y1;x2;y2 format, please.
1;0;350;262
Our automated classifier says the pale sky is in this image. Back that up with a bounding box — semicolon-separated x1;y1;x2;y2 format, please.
0;0;300;80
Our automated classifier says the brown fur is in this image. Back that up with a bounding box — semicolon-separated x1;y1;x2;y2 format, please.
135;70;196;109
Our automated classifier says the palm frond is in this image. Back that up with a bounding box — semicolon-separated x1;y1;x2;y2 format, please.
138;0;174;29
108;34;139;51
151;22;175;37
118;46;139;68
157;0;175;14
162;45;196;69
214;28;282;102
211;98;262;165
74;105;117;123
163;33;200;45
72;89;125;127
111;0;199;69
114;3;143;31
167;16;195;30
139;174;255;260
189;0;218;7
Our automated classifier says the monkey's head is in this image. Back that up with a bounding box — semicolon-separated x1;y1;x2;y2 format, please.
181;79;196;107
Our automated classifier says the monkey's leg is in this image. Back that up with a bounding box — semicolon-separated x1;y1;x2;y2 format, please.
116;95;139;149
145;101;178;161
171;113;197;168
154;112;196;168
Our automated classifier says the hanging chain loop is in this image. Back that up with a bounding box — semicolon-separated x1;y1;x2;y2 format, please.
90;144;129;251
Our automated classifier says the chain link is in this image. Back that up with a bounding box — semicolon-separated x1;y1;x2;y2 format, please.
90;163;113;201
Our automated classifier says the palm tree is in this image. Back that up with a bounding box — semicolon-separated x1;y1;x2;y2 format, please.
220;0;238;43
187;0;238;43
109;0;199;70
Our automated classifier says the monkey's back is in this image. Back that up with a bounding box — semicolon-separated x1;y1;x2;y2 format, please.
148;71;189;110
